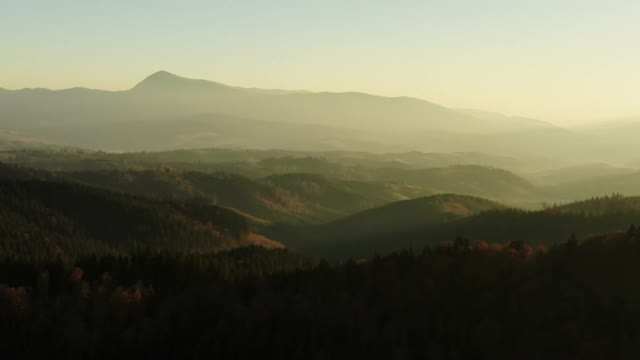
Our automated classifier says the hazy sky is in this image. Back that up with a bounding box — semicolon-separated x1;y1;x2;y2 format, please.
2;0;640;125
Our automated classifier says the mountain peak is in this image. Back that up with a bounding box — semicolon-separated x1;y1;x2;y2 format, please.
131;71;228;92
132;71;184;89
146;70;181;81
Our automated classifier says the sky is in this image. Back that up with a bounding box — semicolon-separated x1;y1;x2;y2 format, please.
2;0;640;125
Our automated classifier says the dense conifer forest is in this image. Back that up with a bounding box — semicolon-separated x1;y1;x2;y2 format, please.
3;231;640;359
1;158;639;358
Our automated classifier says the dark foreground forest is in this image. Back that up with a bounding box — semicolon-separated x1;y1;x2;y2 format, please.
2;155;640;358
3;229;640;359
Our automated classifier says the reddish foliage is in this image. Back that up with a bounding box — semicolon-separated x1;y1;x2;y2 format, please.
113;287;144;305
608;231;628;243
488;243;505;253
69;267;84;285
2;287;29;315
505;248;519;257
521;244;534;258
537;246;550;255
472;240;490;251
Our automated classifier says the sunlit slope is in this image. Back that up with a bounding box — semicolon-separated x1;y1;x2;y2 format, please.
371;165;538;201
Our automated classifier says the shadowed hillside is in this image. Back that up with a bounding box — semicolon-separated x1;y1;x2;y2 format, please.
0;154;544;221
282;195;640;259
0;163;421;224
0;179;282;258
274;194;503;256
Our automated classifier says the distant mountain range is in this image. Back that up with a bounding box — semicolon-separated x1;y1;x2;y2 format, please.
2;71;640;164
0;72;552;138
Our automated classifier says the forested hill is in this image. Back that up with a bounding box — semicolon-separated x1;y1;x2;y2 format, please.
371;165;538;200
0;179;282;258
555;194;640;215
273;194;504;257
312;193;503;240
281;195;640;260
0;151;542;222
0;162;422;224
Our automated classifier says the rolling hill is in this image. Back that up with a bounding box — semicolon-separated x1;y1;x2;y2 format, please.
275;194;504;257
526;163;636;186
280;195;640;260
0;151;545;220
0;163;420;224
0;179;282;258
455;108;554;131
372;165;539;203
542;171;640;201
554;194;640;215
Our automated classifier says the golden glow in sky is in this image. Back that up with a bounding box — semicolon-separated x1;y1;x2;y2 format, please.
2;0;640;125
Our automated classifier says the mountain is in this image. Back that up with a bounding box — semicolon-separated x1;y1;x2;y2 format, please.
455;109;554;131
575;119;640;142
542;171;640;201
130;71;233;93
127;71;476;131
0;71;573;156
8;71;640;165
526;163;637;186
565;120;640;166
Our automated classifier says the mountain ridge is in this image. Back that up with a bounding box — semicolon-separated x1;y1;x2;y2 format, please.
4;71;617;162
